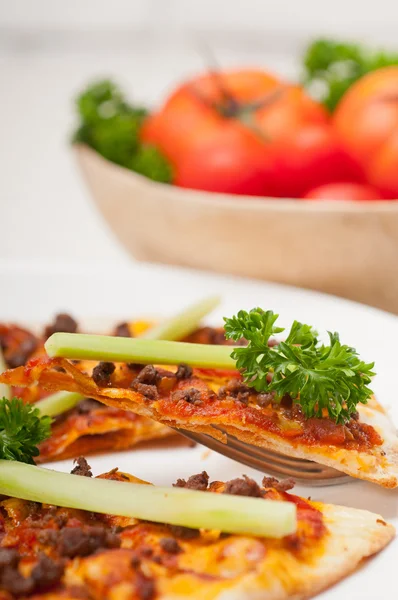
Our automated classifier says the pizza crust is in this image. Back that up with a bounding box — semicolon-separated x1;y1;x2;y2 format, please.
205;504;395;600
37;419;173;463
221;407;398;489
63;502;393;600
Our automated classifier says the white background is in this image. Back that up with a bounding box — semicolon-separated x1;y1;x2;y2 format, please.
1;0;397;263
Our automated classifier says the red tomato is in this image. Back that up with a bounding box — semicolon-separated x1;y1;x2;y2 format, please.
262;125;363;198
142;70;353;197
175;125;270;195
303;182;382;201
334;66;398;199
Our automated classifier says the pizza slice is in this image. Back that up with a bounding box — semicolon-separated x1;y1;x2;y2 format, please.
0;308;241;463
0;313;239;463
0;320;176;462
0;460;394;599
36;398;172;462
3;353;398;488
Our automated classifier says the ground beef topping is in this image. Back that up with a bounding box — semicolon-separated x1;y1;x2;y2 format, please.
159;537;182;554
0;548;18;568
70;456;93;478
38;529;59;545
5;336;38;368
131;555;141;569
135;365;161;386
0;567;34;596
168;525;200;540
280;394;293;408
171;388;203;405
223;475;263;497
41;511;68;528
136;570;156;600
131;554;157;599
76;398;105;414
127;362;145;371
201;327;240;346
187;326;249;346
140;546;154;558
256;392;275;408
30;554;64;591
131;382;158;401
57;526;120;558
262;476;295;492
92;361;115;387
175;363;193;380
0;551;63;597
131;366;161;400
114;322;132;338
207;328;229;345
44;313;78;339
173;471;209;491
219;379;251;404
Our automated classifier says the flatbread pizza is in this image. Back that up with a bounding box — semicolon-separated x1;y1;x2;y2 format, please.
0;460;394;599
0;313;240;463
3;354;398;487
0;319;175;462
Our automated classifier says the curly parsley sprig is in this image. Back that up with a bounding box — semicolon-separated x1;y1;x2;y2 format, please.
303;39;398;111
0;398;51;464
224;309;375;423
72;79;173;183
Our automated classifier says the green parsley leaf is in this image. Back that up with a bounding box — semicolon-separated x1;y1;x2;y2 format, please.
130;144;173;184
72;79;173;184
224;309;375;423
302;39;398;111
0;398;52;464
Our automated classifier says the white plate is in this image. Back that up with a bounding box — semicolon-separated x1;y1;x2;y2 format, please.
1;259;397;599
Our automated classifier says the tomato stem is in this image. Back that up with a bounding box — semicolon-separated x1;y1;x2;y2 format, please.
188;73;284;144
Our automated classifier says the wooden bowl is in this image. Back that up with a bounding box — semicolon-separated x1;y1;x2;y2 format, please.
74;144;398;314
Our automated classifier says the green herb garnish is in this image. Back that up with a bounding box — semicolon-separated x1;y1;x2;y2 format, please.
224;309;375;423
303;39;398;111
73;79;173;183
0;398;51;463
130;144;173;184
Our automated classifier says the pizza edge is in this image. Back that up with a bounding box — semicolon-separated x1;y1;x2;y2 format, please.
37;420;173;463
210;504;395;600
222;423;398;489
